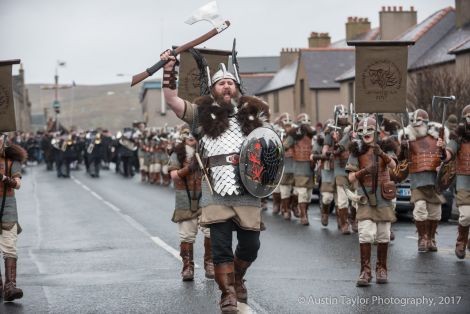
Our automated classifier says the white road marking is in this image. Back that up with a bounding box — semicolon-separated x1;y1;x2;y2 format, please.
406;236;418;240
71;175;200;268
70;175;266;313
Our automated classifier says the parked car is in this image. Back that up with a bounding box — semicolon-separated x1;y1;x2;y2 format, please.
395;179;456;222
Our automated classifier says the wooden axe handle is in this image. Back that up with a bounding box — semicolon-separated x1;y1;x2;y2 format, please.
131;21;230;87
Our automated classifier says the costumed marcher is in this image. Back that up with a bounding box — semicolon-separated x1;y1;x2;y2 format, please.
324;105;354;234
284;113;315;225
85;131;102;178
346;116;397;286
379;117;402;241
0;134;26;301
157;133;171;186
400;109;447;252
443;105;470;259
168;125;214;280
137;128;150;182
160;47;273;313
273;112;297;220
313;119;335;226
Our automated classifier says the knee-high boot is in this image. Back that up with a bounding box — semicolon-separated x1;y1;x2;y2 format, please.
214;262;237;314
356;243;372;287
4;258;23;302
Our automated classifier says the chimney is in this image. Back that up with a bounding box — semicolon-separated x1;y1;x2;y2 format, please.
346;16;371;40
379;6;417;40
456;0;470;28
308;32;331;48
280;48;300;68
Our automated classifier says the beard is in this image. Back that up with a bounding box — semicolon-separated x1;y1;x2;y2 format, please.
413;124;428;138
212;88;240;107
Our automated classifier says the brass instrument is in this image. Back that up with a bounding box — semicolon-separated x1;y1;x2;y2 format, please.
119;138;138;151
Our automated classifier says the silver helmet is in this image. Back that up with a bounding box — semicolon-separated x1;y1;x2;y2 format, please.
211;63;239;86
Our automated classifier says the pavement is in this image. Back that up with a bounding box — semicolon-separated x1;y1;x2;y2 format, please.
3;164;469;313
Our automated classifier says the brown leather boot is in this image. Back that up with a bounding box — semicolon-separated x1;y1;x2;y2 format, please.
204;237;215;279
376;243;389;284
155;173;161;185
356;243;372;287
427;220;439;252
162;174;171;186
415;220;428;252
320;203;329;226
290;195;300;218
281;198;291;220
455;224;469;260
4;258;23;302
299;203;310;226
140;170;147;182
180;242;194;281
214;262;237;314
272;193;281;214
234;256;252;303
349;207;358;233
338;208;351;234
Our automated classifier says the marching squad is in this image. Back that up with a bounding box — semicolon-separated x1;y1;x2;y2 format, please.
2;91;470;312
2;1;470;312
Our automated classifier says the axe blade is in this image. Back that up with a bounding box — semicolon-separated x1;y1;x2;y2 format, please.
185;1;224;29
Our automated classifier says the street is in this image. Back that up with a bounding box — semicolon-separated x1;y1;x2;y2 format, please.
6;165;470;314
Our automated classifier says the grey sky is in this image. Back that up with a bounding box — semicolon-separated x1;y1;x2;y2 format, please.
1;0;454;85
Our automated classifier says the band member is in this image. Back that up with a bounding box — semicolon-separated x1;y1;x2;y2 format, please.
0;134;26;301
346;116;397;286
160;49;270;313
168;125;214;280
443;105;470;259
401;109;446;252
284;113;315;225
278;114;298;220
312;119;335;226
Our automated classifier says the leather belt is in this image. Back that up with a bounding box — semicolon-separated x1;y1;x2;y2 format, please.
205;153;240;168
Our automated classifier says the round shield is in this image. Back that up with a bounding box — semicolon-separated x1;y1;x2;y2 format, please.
239;127;284;198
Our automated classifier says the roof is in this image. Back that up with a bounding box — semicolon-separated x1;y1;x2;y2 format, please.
230;56;280;74
449;37;470;54
139;80;161;102
329;27;381;48
301;49;355;89
335;7;461;81
256;60;298;94
240;74;274;96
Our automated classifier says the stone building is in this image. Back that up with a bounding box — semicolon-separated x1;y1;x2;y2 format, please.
12;64;32;132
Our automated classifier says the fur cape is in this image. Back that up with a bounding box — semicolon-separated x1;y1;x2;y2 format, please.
449;123;470;142
399;121;449;142
194;95;270;139
349;137;398;157
3;143;27;163
288;124;316;141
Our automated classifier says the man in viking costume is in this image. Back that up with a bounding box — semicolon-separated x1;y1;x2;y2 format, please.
312;119;335;226
401;109;446;252
346;116;397;286
276;113;297;219
160;48;271;313
284;114;315;225
442;105;470;259
168;125;214;280
270;114;291;215
0;134;26;301
324;105;353;234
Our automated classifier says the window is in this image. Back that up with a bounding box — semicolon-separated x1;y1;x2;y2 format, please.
348;82;354;105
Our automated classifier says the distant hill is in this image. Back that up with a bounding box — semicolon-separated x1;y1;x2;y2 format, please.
27;82;144;132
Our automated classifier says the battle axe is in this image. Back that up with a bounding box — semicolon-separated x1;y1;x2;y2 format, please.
131;1;230;86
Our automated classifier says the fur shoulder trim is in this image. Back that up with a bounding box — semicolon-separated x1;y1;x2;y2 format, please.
427;122;449;141
380;138;398;154
4;143;27;163
236;96;271;136
348;140;368;157
196;96;231;139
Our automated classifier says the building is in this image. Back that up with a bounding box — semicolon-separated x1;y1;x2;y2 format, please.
336;1;470;110
12;64;32;132
139;80;181;127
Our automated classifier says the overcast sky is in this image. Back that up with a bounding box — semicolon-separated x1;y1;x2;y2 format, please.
0;0;455;85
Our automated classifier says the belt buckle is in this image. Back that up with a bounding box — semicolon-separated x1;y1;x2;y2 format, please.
226;154;239;165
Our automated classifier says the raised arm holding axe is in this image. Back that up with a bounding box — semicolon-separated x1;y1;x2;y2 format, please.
131;1;230;87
